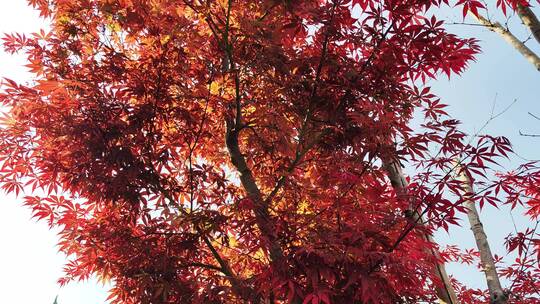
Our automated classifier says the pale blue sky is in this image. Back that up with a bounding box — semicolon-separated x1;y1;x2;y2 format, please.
0;1;539;303
430;4;540;291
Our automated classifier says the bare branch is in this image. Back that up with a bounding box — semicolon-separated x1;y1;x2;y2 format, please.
528;112;540;121
472;13;540;71
519;130;540;137
517;4;540;46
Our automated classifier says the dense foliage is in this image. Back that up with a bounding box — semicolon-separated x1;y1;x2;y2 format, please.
1;0;539;303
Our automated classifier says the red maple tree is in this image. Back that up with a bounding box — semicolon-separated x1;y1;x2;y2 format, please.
1;0;539;303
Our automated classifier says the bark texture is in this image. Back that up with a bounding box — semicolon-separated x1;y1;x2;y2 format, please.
473;13;540;71
458;170;508;304
383;158;460;304
517;4;540;46
225;124;284;264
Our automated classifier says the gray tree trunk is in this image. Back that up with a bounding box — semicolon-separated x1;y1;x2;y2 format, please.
457;169;508;304
383;158;460;304
517;4;540;46
472;13;540;71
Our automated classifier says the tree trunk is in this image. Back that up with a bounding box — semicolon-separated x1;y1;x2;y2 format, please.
517;4;540;46
457;169;508;304
472;13;540;71
383;158;460;304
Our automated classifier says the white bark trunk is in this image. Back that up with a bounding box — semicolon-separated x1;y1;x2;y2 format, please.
383;158;460;304
517;4;540;46
457;169;508;304
472;13;540;71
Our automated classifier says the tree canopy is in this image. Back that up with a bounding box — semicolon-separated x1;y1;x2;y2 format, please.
1;0;539;303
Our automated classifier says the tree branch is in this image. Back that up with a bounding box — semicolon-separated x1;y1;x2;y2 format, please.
519;130;540;137
382;155;460;304
472;13;540;71
528;111;540;121
264;0;339;205
517;4;540;46
156;178;251;300
180;262;224;272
